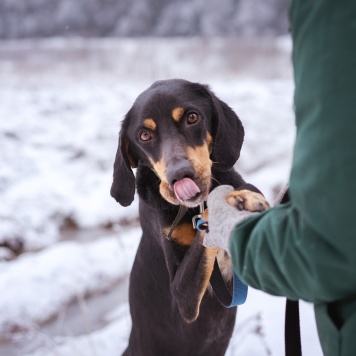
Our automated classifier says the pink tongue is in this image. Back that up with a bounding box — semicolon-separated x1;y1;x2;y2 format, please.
174;178;201;202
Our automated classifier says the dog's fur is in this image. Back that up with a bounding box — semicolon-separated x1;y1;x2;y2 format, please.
111;79;268;356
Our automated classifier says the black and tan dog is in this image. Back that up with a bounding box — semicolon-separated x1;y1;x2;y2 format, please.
111;79;268;356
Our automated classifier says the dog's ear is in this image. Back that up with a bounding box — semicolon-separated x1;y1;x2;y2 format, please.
110;115;137;207
209;90;244;171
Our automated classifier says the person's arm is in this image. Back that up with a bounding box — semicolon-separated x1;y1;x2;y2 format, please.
207;0;356;304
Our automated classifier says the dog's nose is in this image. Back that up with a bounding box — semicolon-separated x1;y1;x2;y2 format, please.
166;161;195;186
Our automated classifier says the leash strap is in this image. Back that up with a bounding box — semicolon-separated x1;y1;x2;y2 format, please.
210;258;248;307
166;205;188;240
285;299;302;356
279;188;302;356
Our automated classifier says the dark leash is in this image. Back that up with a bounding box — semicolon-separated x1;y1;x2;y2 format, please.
285;299;302;356
279;189;302;356
210;259;248;307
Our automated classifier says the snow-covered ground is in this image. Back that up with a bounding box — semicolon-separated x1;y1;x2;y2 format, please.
0;37;323;355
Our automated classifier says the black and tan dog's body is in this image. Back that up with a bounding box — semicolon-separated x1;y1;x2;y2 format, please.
111;79;268;356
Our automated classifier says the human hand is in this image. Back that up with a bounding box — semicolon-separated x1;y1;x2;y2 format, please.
203;185;268;252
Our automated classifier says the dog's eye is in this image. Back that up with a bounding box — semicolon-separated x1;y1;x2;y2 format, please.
139;130;152;141
187;112;199;125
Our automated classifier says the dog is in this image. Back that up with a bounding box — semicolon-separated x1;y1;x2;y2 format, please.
111;79;269;356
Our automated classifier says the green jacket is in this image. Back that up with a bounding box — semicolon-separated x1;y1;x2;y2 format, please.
230;1;356;355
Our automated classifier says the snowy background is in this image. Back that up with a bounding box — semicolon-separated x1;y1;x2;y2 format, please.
0;36;323;356
0;0;289;38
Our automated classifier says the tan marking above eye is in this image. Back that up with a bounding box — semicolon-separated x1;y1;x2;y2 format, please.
172;107;184;122
143;118;156;130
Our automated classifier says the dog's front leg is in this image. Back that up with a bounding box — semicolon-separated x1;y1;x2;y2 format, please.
163;232;218;323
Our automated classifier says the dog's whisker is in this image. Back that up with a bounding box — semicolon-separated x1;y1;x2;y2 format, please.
211;176;221;185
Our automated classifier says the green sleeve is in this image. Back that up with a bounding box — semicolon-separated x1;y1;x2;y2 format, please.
230;0;356;303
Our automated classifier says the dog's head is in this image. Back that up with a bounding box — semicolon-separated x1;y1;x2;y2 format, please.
111;79;244;207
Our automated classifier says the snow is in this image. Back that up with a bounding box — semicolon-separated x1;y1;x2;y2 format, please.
19;292;322;356
0;82;139;251
23;304;132;356
0;229;140;337
0;38;322;355
0;78;293;251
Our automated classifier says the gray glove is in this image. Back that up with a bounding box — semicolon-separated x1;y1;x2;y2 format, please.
203;185;259;253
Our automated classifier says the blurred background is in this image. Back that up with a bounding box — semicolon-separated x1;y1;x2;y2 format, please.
0;1;323;355
0;0;289;38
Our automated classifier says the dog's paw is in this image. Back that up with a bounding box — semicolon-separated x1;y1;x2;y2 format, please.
226;189;270;212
